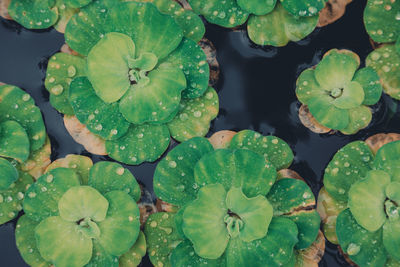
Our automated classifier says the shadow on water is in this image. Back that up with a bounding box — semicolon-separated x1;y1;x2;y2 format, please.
0;0;398;265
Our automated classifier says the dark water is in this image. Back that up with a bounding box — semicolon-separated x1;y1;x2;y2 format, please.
0;0;399;266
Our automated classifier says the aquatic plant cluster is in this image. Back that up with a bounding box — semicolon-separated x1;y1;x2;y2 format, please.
0;0;399;267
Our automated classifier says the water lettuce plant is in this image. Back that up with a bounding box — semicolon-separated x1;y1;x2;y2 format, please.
45;0;218;165
187;0;327;46
15;155;146;267
318;134;400;267
145;130;322;267
296;49;383;135
0;83;49;225
364;0;400;100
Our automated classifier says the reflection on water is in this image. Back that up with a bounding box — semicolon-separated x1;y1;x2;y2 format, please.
0;0;398;266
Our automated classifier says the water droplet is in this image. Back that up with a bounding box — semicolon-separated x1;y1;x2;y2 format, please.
116;167;125;175
51;85;64;95
68;66;76;77
347;243;360;255
169;161;177;168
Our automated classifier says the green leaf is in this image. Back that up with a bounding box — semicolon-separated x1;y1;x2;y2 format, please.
353;67;383;105
281;0;326;17
65;0;108;56
65;0;92;9
168;87;219;142
97;191;140;256
105;123;170;165
324;141;374;202
339;106;372;135
284;210;320;249
267;178;315;215
88;161;141;202
336;209;387;267
307;95;349;130
86;32;135;103
363;0;400;43
85;240;118;267
69;77;130;140
225;217;298;267
0;84;46;151
23;168;81;221
237;0;276;15
194;149;277;198
105;2;183;59
375;140;400;182
182;184;229;259
119;63;186;124
386;182;400;203
315;49;360;90
58;186;109;222
226;187;273;242
366;45;400;100
332;81;365;109
154;137;214;206
383;220;400;261
0;121;29;163
45;154;93;185
0;171;33;225
119;231;146;267
229;130;294;170
170;240;225;267
187;0;249;28
295;68;324;104
0;158;18;190
45;52;86;115
35;216;93;267
15;215;51;267
247;3;318;47
8;0;58;29
163;38;209;99
144;212;183;267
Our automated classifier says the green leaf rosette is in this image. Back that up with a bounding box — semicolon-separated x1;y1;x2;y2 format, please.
0;84;48;225
296;49;383;134
318;137;400;267
145;130;322;267
16;157;145;267
45;0;217;165
364;0;400;100
187;0;327;46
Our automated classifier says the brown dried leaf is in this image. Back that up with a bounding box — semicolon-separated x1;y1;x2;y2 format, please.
60;43;80;56
298;105;332;134
208;130;237;149
0;0;12;20
296;230;326;267
365;133;400;154
156;199;179;213
278;169;304;181
63;115;107;155
199;38;220;87
318;0;353;27
19;136;52;179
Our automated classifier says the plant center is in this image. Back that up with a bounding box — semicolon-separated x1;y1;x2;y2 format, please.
330;87;343;98
77;217;101;239
224;211;243;238
127;52;158;87
385;199;399;220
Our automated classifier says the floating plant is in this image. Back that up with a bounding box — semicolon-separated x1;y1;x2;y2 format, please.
364;0;400;100
15;155;145;267
187;0;329;46
145;130;324;267
318;133;400;267
0;83;49;225
45;1;218;165
296;49;383;135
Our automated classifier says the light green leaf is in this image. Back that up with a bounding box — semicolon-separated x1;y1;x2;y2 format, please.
105;124;170;165
332;81;365;109
168;87;219;142
295;68;324;104
85;240;118;267
182;184;229;259
307;95;349;130
339;106;372;135
35;216;93;267
65;0;92;9
89;161;141;202
226;187;273;242
97;191;140;256
119;231;146;267
229;130;294;170
237;0;276;15
153;137;214;206
383;220;400;261
375;141;400;182
194;149;277;198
